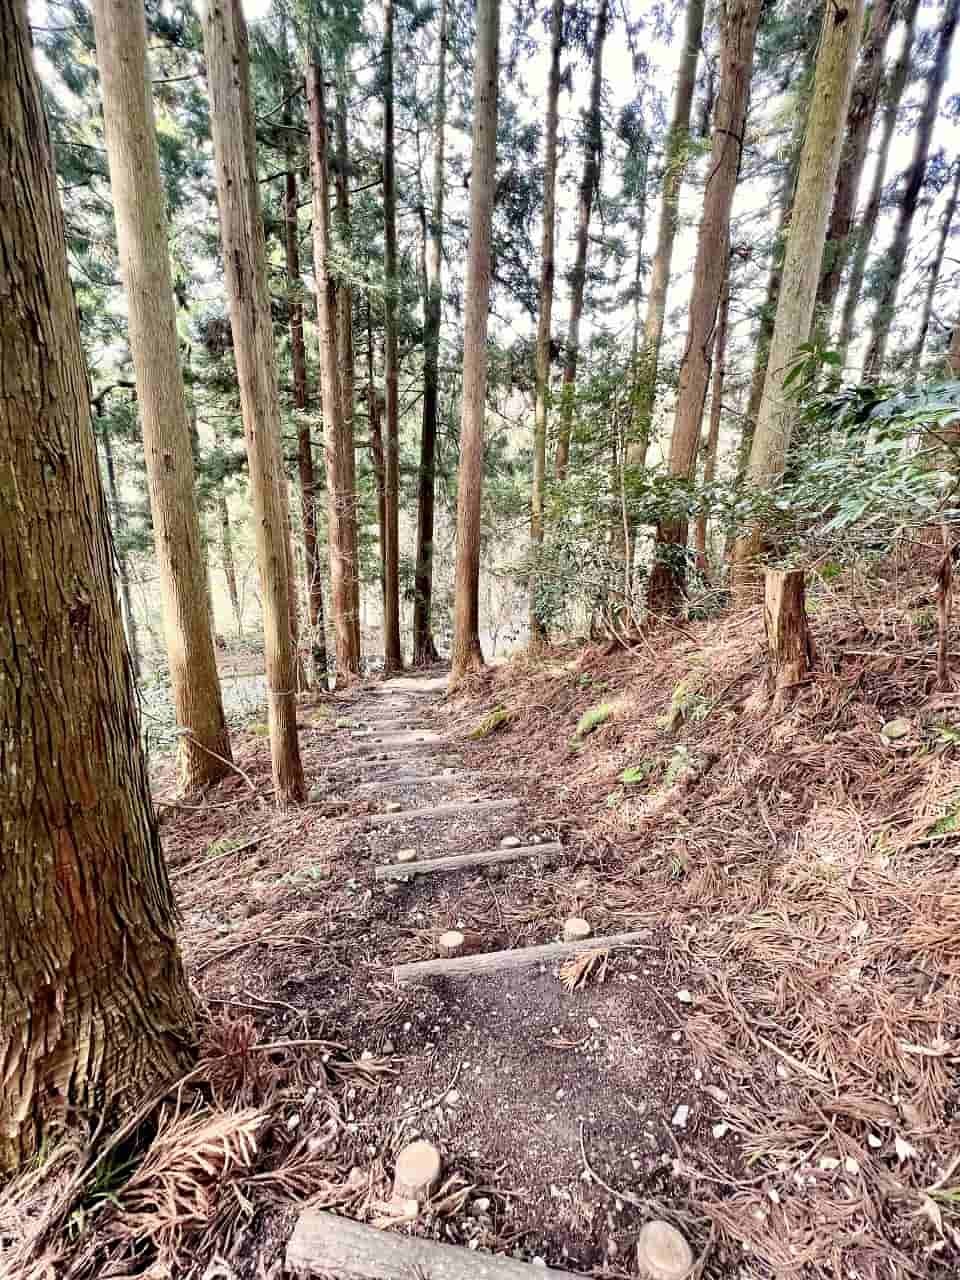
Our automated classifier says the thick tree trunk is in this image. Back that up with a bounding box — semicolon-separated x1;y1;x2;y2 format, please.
863;0;959;379
760;569;813;711
202;0;305;805
284;147;327;679
732;0;865;589
836;0;920;369
910;161;960;379
648;0;763;614
627;0;705;465
0;0;195;1173
98;406;143;676
554;0;608;483
307;57;361;679
529;0;563;647
450;0;500;685
93;0;232;791
334;59;361;649
413;0;448;667
814;0;894;334
382;0;403;672
693;271;730;572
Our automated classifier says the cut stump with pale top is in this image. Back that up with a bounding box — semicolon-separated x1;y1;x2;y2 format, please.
393;1139;442;1201
636;1220;694;1280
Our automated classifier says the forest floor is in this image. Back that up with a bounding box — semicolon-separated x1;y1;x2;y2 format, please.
6;548;960;1280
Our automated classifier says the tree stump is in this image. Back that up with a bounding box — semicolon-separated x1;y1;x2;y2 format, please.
563;917;591;942
762;568;813;710
438;930;466;958
393;1140;441;1202
636;1221;694;1280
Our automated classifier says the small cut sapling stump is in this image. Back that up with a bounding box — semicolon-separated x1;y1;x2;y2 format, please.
754;568;813;712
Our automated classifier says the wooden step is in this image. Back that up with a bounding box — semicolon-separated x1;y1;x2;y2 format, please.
356;797;518;827
354;771;469;793
393;930;650;983
375;840;561;881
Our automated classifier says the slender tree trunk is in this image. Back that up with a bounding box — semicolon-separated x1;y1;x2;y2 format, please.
382;0;403;671
450;0;500;685
203;0;305;804
863;0;959;379
93;0;232;791
1;0;195;1173
283;128;327;678
184;356;217;637
693;270;730;573
334;58;361;651
554;0;608;483
648;0;763;614
837;0;920;369
528;0;563;647
413;0;448;666
814;0;894;333
98;406;143;676
307;55;361;679
910;161;960;379
627;0;705;465
733;0;866;587
367;298;388;607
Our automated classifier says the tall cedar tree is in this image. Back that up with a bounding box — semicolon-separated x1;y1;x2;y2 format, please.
554;0;608;482
450;0;501;683
693;268;730;570
413;0;448;666
647;0;764;614
628;0;705;463
836;0;920;367
863;0;959;378
382;0;403;671
814;0;894;329
92;0;232;791
1;0;194;1171
307;54;362;677
202;0;306;803
282;35;328;679
529;0;563;646
910;160;960;377
733;0;866;584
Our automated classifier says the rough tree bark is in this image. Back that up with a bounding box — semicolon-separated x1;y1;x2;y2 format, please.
382;0;403;672
813;0;894;333
910;161;960;379
693;270;730;573
203;0;305;804
627;0;705;465
282;62;327;680
529;0;563;647
554;0;608;483
450;0;500;684
92;0;232;790
732;0;865;588
0;0;195;1172
761;569;813;712
863;0;959;379
647;0;763;614
413;0;448;666
307;54;361;679
836;0;920;368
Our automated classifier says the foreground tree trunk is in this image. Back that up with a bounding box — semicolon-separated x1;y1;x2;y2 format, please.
648;0;763;614
863;0;959;379
693;271;730;572
554;0;608;483
450;0;500;684
836;0;920;369
0;0;195;1172
93;0;232;791
628;0;705;463
813;0;894;332
203;0;305;804
761;569;813;712
307;55;361;679
413;0;448;666
382;0;403;672
529;0;562;648
732;0;865;588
